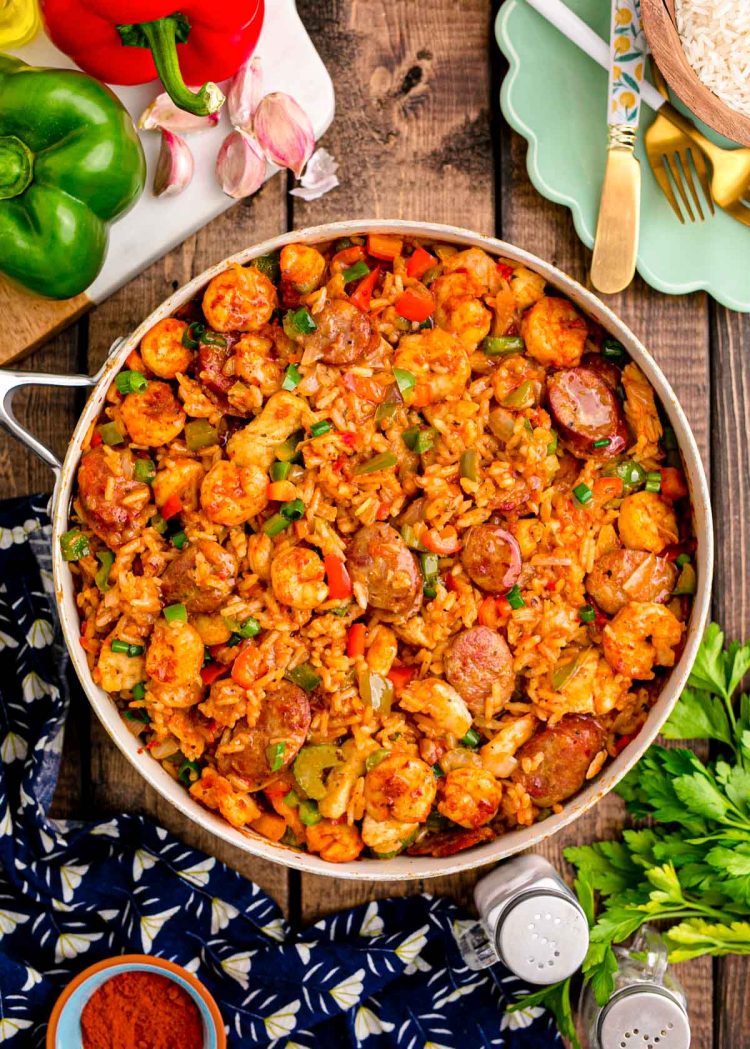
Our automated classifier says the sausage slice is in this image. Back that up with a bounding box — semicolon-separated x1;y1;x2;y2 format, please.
512;714;606;808
347;523;422;621
547;366;628;459
444;626;515;712
304;298;380;365
161;539;238;614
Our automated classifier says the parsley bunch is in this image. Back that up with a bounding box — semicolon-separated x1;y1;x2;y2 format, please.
509;624;750;1046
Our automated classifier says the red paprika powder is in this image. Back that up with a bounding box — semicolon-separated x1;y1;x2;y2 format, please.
80;971;204;1049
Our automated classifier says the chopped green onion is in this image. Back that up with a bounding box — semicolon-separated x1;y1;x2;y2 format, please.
282;364;302;391
460;728;481;749
185;418;219;451
182;321;206;349
223;615;261;639
334;237;354;252
602;338;627;364
330;604;351;616
283;788;300;807
298;798;322;826
402;426;436;453
579;605;596;624
124;706;149;723
60;527;90;562
270;460;292;481
603;459;647;491
393;367;416;398
132;682;146;701
178;759;201;785
116;370;148;395
353;451;398;475
97;421;124;446
675;553;691;568
418;317;434;330
280;498;305;521
134;458;156;484
275;427;305;461
460;449;479;481
285;307;317;335
400;524;425;551
200;330;228;347
150;513;167;535
226;634;242;648
111;639;144;657
645;471;662;493
94;550;114;592
423;581;437;599
592;438;611;449
547;431;559;455
502;380;533;408
366;748;389;772
171;530;188;550
573;482;593;506
432;763;444;778
266;741;286;773
342;260;370;283
285;662;321;692
482;335;525;356
164;603;187;623
673;562;697;596
375;401;399;423
506;585;525;609
251;252;281;283
310;419;333;437
262;513;291;536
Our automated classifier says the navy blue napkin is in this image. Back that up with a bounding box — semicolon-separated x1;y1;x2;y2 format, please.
0;494;561;1048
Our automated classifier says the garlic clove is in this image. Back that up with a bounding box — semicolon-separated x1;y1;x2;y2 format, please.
139;92;220;133
254;92;315;178
153;129;194;197
227;56;264;131
289;147;339;201
216;128;267;199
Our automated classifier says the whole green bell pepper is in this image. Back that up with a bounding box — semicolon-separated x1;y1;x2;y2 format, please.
0;54;146;299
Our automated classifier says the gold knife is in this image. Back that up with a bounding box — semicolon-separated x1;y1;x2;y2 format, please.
590;0;647;295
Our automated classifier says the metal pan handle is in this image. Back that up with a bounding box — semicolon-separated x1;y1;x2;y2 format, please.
0;338;126;474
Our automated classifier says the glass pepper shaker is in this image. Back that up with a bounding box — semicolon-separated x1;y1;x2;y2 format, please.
580;926;690;1049
457;854;589;984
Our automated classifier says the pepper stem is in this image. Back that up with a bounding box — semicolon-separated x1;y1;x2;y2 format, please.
0;136;33;199
139;17;225;117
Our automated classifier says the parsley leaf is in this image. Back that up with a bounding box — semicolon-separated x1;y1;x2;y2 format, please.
663;685;732;744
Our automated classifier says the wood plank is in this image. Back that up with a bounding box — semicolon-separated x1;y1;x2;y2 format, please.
709;305;750;1049
86;179;291;907
0;275;90;368
501;125;715;1045
294;0;496;921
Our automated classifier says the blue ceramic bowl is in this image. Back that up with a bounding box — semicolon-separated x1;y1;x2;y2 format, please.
46;954;225;1049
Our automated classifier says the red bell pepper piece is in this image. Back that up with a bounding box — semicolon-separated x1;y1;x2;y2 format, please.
496;261;514;280
41;0;265;116
350;266;381;311
347;623;366;658
658;467;689;501
387;665;416;690
406;246;437;280
200;662;228;686
160;494;183;520
395;287;434;323
324;555;352;600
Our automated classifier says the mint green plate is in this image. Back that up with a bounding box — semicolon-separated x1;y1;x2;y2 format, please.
496;0;750;312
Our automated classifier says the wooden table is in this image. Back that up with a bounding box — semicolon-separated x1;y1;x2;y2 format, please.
2;1;748;1044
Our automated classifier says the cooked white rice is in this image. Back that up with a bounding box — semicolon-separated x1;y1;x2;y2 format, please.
675;0;750;117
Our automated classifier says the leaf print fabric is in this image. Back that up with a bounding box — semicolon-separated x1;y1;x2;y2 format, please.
0;495;561;1048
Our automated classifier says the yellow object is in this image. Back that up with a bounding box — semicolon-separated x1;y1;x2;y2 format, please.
0;0;40;48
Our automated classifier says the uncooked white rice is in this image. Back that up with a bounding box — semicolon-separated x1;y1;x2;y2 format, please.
675;0;750;117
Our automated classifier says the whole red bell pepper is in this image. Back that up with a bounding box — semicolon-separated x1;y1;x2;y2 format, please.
40;0;264;116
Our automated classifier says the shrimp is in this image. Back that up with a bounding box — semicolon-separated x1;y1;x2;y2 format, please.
392;328;471;407
199;678;249;728
116;574;162;628
432;271;492;349
397;678;472;740
119;381;186;446
234;334;283;397
603;601;684;680
227;391;313;471
360;814;417;856
586;549;677;615
270;545;329;609
622;363;663;460
366;625;398;676
190;767;261;828
618;491;679;555
438;767;503;828
200;460;268;526
529;648;629;717
491;354;546;407
152;457;205;513
442;248;501;293
508;265;546;310
146;680;203;709
280;243;326;295
95;629;146;692
202;263;277;333
521;296;587;368
191;613;232;646
145;617;205;687
364;752;437;822
247;531;273;580
479;713;537;778
139;318;194;379
305;820;364;863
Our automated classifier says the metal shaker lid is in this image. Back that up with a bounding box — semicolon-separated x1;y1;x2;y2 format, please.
598;985;690;1049
496;889;588;985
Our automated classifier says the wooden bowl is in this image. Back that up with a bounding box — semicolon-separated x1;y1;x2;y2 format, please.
641;0;750;146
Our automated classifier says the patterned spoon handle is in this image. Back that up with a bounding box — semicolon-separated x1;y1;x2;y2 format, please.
607;0;647;131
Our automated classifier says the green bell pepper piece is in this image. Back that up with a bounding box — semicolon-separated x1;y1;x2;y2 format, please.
0;55;146;299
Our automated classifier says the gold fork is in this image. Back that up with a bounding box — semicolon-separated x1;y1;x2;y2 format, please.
644;65;714;223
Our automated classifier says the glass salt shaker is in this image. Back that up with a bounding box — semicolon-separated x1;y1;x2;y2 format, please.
457;854;589;984
580;926;690;1049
